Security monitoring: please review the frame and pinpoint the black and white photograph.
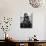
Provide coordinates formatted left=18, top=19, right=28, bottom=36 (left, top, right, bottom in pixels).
left=20, top=13, right=33, bottom=28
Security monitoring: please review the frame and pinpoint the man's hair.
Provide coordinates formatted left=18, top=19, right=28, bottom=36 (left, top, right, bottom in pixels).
left=24, top=13, right=28, bottom=16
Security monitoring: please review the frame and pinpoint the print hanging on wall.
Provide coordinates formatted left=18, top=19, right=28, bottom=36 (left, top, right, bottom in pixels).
left=20, top=13, right=33, bottom=28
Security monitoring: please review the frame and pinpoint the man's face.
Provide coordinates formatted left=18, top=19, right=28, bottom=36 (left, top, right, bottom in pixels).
left=24, top=13, right=29, bottom=22
left=24, top=18, right=28, bottom=21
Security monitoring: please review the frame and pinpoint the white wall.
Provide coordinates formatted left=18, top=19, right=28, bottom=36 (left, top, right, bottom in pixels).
left=0, top=0, right=46, bottom=40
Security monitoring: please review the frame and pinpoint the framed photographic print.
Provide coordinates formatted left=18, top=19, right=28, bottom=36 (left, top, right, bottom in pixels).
left=20, top=13, right=33, bottom=28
